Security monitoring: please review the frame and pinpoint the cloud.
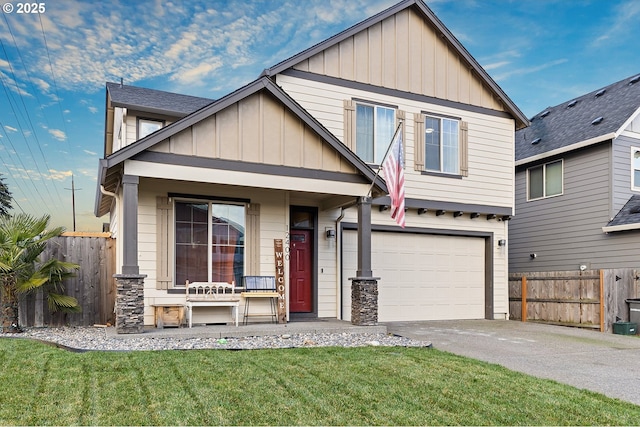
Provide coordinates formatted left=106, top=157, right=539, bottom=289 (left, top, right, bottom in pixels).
left=48, top=129, right=67, bottom=141
left=593, top=0, right=640, bottom=46
left=483, top=61, right=510, bottom=71
left=83, top=149, right=97, bottom=155
left=171, top=62, right=222, bottom=85
left=3, top=125, right=18, bottom=133
left=47, top=169, right=73, bottom=181
left=493, top=59, right=568, bottom=82
left=88, top=106, right=98, bottom=113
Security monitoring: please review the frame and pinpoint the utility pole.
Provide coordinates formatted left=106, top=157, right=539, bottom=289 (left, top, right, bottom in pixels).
left=65, top=174, right=81, bottom=232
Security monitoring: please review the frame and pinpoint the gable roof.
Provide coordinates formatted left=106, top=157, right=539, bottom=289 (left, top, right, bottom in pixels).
left=106, top=81, right=214, bottom=117
left=262, top=0, right=529, bottom=130
left=515, top=73, right=640, bottom=164
left=603, top=195, right=640, bottom=233
left=95, top=76, right=387, bottom=216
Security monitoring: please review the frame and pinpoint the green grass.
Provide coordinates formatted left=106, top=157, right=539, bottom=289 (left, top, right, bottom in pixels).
left=1, top=338, right=639, bottom=425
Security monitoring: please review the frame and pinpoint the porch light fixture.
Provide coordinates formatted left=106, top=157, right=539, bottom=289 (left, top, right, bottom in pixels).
left=436, top=209, right=446, bottom=216
left=498, top=239, right=506, bottom=247
left=417, top=208, right=428, bottom=215
left=325, top=228, right=336, bottom=240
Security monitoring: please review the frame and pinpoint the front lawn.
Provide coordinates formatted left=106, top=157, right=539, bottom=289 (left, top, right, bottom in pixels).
left=0, top=338, right=638, bottom=425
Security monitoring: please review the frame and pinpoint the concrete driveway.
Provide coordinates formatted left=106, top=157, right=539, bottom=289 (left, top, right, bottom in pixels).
left=385, top=320, right=640, bottom=406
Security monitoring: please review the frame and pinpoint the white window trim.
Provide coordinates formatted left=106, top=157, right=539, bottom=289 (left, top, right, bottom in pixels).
left=355, top=101, right=396, bottom=165
left=424, top=114, right=460, bottom=175
left=526, top=159, right=564, bottom=201
left=631, top=146, right=640, bottom=191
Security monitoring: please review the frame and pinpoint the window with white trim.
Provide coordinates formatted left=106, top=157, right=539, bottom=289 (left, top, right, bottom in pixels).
left=527, top=160, right=563, bottom=200
left=424, top=115, right=459, bottom=174
left=138, top=118, right=164, bottom=139
left=175, top=201, right=245, bottom=287
left=632, top=148, right=640, bottom=190
left=355, top=103, right=396, bottom=164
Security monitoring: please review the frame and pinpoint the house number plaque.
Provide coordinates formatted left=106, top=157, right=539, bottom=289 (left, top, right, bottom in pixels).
left=274, top=239, right=287, bottom=323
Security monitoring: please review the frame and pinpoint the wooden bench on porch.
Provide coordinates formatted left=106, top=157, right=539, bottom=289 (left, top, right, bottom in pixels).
left=185, top=280, right=240, bottom=327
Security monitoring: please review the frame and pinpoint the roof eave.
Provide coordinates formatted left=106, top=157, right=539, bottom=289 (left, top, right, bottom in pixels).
left=515, top=132, right=616, bottom=166
left=602, top=223, right=640, bottom=233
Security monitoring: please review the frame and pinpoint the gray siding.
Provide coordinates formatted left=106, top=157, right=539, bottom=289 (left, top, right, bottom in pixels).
left=612, top=133, right=640, bottom=215
left=510, top=143, right=614, bottom=271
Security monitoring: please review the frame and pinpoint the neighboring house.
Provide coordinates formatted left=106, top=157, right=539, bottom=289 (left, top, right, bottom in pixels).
left=95, top=0, right=528, bottom=327
left=510, top=73, right=640, bottom=273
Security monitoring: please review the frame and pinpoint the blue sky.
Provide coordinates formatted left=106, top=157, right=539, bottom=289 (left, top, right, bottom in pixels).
left=0, top=0, right=638, bottom=231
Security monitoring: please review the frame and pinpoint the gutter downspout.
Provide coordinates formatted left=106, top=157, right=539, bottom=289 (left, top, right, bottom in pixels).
left=335, top=207, right=345, bottom=319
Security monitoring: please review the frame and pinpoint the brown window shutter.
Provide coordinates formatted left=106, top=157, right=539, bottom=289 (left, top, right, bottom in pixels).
left=414, top=113, right=425, bottom=171
left=460, top=121, right=469, bottom=177
left=343, top=99, right=356, bottom=151
left=246, top=203, right=260, bottom=276
left=156, top=196, right=173, bottom=290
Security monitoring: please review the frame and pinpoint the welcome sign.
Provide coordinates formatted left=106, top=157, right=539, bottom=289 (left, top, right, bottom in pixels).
left=274, top=239, right=287, bottom=323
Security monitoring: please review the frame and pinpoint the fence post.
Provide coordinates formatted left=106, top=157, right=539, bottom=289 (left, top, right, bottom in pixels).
left=521, top=276, right=527, bottom=322
left=599, top=269, right=605, bottom=332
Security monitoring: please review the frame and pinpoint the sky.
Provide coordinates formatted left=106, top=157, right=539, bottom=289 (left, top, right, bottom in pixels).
left=0, top=0, right=638, bottom=232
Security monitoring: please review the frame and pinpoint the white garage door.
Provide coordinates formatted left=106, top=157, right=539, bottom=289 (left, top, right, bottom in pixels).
left=342, top=230, right=485, bottom=322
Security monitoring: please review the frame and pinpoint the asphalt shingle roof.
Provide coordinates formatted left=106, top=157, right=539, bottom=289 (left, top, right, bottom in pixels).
left=106, top=82, right=214, bottom=117
left=606, top=195, right=640, bottom=228
left=515, top=73, right=640, bottom=162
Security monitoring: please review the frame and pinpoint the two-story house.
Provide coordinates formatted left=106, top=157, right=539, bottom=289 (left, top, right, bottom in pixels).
left=510, top=73, right=640, bottom=273
left=95, top=0, right=528, bottom=328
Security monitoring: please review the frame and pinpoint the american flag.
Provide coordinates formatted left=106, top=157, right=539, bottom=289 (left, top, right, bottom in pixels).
left=381, top=127, right=405, bottom=228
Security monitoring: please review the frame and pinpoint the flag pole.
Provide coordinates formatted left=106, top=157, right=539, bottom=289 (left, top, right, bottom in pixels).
left=366, top=120, right=403, bottom=197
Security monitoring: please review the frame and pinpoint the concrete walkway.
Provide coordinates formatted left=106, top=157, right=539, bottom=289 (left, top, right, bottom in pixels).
left=385, top=319, right=640, bottom=406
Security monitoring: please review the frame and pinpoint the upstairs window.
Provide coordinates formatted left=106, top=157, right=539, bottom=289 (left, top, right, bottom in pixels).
left=356, top=103, right=396, bottom=164
left=425, top=115, right=459, bottom=174
left=138, top=118, right=164, bottom=139
left=527, top=160, right=563, bottom=200
left=633, top=148, right=640, bottom=190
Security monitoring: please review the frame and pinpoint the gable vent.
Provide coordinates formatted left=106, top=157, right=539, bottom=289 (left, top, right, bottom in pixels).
left=630, top=75, right=640, bottom=85
left=592, top=116, right=604, bottom=125
left=595, top=89, right=606, bottom=97
left=531, top=138, right=541, bottom=145
left=540, top=110, right=550, bottom=118
left=567, top=100, right=578, bottom=108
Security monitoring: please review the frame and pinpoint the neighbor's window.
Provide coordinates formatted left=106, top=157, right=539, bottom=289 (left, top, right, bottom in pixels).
left=632, top=148, right=640, bottom=190
left=527, top=160, right=563, bottom=200
left=425, top=115, right=459, bottom=174
left=138, top=118, right=164, bottom=139
left=356, top=103, right=395, bottom=164
left=175, top=201, right=245, bottom=287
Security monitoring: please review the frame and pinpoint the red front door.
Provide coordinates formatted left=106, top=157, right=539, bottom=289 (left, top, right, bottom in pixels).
left=289, top=229, right=313, bottom=313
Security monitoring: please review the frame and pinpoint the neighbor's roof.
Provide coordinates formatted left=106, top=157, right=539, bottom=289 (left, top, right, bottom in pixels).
left=262, top=0, right=529, bottom=130
left=106, top=82, right=214, bottom=117
left=602, top=195, right=640, bottom=233
left=516, top=73, right=640, bottom=164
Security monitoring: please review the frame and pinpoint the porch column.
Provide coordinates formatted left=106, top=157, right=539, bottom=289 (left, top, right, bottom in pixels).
left=121, top=174, right=140, bottom=275
left=349, top=196, right=379, bottom=326
left=115, top=174, right=146, bottom=334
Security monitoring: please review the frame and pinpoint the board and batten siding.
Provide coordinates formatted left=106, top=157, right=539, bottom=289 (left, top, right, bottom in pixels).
left=509, top=143, right=615, bottom=272
left=148, top=91, right=355, bottom=175
left=293, top=7, right=505, bottom=112
left=276, top=74, right=515, bottom=210
left=612, top=133, right=640, bottom=215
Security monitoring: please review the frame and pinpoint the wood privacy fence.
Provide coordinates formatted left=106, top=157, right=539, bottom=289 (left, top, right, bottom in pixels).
left=18, top=232, right=116, bottom=327
left=509, top=269, right=640, bottom=333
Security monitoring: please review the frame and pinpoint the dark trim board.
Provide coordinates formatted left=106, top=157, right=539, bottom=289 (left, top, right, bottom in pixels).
left=340, top=222, right=494, bottom=320
left=282, top=69, right=515, bottom=121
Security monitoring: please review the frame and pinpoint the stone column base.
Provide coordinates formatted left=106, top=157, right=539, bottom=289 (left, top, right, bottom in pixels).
left=350, top=277, right=379, bottom=326
left=114, top=274, right=146, bottom=334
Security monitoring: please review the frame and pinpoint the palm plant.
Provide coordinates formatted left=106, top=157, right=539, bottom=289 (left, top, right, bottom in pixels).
left=0, top=214, right=80, bottom=333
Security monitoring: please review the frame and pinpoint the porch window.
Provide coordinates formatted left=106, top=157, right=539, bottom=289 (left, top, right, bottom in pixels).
left=138, top=118, right=164, bottom=139
left=425, top=115, right=459, bottom=174
left=527, top=160, right=563, bottom=200
left=632, top=148, right=640, bottom=190
left=175, top=201, right=245, bottom=287
left=356, top=103, right=395, bottom=164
